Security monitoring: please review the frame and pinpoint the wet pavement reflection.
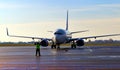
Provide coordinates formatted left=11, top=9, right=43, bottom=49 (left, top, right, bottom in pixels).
left=0, top=46, right=119, bottom=70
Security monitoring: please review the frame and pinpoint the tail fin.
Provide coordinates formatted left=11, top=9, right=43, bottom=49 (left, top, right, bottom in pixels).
left=66, top=10, right=68, bottom=30
left=6, top=28, right=9, bottom=36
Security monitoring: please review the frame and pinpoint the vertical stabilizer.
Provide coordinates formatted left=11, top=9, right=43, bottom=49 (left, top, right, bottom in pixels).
left=66, top=10, right=68, bottom=30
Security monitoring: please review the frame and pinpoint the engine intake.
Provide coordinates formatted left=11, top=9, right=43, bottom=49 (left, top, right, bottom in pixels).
left=40, top=40, right=48, bottom=47
left=76, top=39, right=84, bottom=46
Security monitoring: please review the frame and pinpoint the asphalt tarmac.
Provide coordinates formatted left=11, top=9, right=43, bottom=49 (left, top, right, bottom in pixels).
left=0, top=46, right=119, bottom=70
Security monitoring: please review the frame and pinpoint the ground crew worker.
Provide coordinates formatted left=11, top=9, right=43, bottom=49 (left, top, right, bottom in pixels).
left=35, top=42, right=41, bottom=56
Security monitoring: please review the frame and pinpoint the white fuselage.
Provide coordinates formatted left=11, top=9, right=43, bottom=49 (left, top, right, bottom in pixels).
left=52, top=29, right=72, bottom=45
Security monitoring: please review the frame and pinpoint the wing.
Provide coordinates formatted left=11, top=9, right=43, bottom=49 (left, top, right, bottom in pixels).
left=6, top=28, right=52, bottom=41
left=72, top=34, right=120, bottom=40
left=71, top=30, right=89, bottom=34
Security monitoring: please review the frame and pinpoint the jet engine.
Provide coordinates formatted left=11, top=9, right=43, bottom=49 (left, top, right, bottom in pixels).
left=76, top=39, right=84, bottom=46
left=40, top=40, right=49, bottom=47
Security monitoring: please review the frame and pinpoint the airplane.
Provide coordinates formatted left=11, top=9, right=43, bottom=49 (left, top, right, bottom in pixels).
left=6, top=11, right=120, bottom=49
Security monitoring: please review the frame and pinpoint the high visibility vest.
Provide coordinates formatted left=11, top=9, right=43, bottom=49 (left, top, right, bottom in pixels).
left=36, top=44, right=40, bottom=49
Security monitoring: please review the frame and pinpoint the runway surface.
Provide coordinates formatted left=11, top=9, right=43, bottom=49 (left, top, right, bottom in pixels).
left=0, top=46, right=120, bottom=70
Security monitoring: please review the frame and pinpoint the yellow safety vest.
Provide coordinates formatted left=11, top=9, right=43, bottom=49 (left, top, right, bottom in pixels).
left=36, top=44, right=40, bottom=49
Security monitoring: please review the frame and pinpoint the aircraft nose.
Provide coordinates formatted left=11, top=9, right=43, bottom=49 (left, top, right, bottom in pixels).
left=55, top=35, right=60, bottom=42
left=55, top=35, right=66, bottom=44
left=55, top=35, right=63, bottom=43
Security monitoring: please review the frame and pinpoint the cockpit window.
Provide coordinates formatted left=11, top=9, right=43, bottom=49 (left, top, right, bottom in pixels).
left=54, top=29, right=66, bottom=35
left=54, top=32, right=63, bottom=35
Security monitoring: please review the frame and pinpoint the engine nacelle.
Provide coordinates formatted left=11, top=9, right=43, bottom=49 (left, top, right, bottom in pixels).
left=40, top=40, right=48, bottom=47
left=76, top=39, right=84, bottom=46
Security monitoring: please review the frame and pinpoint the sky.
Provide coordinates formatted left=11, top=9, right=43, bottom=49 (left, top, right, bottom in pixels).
left=0, top=0, right=120, bottom=42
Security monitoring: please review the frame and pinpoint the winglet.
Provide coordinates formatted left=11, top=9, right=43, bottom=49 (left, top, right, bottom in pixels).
left=6, top=28, right=9, bottom=36
left=66, top=10, right=68, bottom=30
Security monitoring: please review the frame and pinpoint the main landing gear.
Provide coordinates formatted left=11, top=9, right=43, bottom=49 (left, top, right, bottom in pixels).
left=51, top=44, right=56, bottom=49
left=51, top=44, right=60, bottom=49
left=71, top=41, right=76, bottom=49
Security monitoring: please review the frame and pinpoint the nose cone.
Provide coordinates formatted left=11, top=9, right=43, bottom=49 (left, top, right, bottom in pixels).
left=53, top=29, right=67, bottom=44
left=55, top=35, right=61, bottom=43
left=55, top=35, right=66, bottom=44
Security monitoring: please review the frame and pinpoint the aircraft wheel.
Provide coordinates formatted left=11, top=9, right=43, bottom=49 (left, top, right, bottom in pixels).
left=54, top=45, right=56, bottom=49
left=74, top=44, right=76, bottom=48
left=71, top=44, right=74, bottom=48
left=57, top=46, right=60, bottom=50
left=51, top=45, right=56, bottom=49
left=51, top=45, right=54, bottom=49
left=71, top=44, right=76, bottom=49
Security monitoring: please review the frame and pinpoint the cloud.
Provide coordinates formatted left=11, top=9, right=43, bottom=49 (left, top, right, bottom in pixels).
left=71, top=4, right=120, bottom=12
left=71, top=18, right=120, bottom=24
left=71, top=7, right=97, bottom=12
left=97, top=4, right=120, bottom=8
left=0, top=3, right=30, bottom=9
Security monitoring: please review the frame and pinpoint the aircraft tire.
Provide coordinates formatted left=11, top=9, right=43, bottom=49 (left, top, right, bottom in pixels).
left=71, top=44, right=76, bottom=49
left=51, top=45, right=56, bottom=49
left=54, top=45, right=56, bottom=49
left=71, top=44, right=74, bottom=48
left=57, top=46, right=60, bottom=50
left=51, top=45, right=54, bottom=49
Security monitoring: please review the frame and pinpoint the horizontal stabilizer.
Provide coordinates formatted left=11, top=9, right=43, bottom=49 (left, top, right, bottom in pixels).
left=47, top=31, right=53, bottom=33
left=71, top=30, right=89, bottom=34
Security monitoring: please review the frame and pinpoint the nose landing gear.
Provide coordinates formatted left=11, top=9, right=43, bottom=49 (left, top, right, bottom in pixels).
left=51, top=42, right=60, bottom=50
